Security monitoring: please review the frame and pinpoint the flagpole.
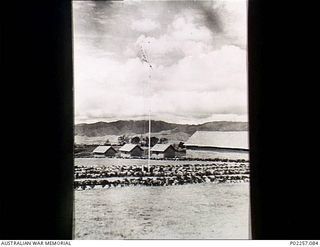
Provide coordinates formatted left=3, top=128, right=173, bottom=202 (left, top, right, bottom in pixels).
left=148, top=94, right=151, bottom=172
left=147, top=57, right=152, bottom=173
left=139, top=40, right=152, bottom=173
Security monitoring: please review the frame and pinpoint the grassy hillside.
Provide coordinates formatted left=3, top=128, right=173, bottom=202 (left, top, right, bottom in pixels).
left=75, top=120, right=248, bottom=137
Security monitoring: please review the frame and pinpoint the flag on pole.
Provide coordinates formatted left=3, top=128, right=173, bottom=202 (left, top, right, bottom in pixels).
left=138, top=43, right=153, bottom=69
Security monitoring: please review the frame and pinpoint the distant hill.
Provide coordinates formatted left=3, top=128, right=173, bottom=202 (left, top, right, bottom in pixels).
left=75, top=120, right=248, bottom=144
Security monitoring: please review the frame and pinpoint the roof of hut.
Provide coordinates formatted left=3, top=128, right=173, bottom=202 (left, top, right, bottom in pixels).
left=185, top=131, right=249, bottom=150
left=92, top=145, right=116, bottom=154
left=119, top=144, right=143, bottom=152
left=151, top=144, right=175, bottom=152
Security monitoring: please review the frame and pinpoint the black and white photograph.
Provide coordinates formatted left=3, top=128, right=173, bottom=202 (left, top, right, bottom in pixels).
left=72, top=0, right=249, bottom=239
left=3, top=0, right=320, bottom=242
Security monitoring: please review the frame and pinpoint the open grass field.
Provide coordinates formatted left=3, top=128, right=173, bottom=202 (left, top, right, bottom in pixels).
left=74, top=183, right=249, bottom=239
left=75, top=157, right=248, bottom=167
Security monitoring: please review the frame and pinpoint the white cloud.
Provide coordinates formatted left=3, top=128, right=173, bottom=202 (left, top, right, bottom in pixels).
left=161, top=45, right=247, bottom=92
left=214, top=0, right=247, bottom=47
left=73, top=1, right=248, bottom=124
left=75, top=44, right=247, bottom=123
left=131, top=18, right=160, bottom=32
left=131, top=13, right=214, bottom=66
left=169, top=14, right=212, bottom=42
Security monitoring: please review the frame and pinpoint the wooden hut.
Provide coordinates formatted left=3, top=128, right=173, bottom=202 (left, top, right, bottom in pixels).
left=92, top=145, right=117, bottom=157
left=150, top=144, right=176, bottom=159
left=119, top=144, right=143, bottom=158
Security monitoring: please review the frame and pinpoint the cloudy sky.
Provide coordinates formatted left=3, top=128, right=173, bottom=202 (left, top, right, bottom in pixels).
left=73, top=0, right=247, bottom=124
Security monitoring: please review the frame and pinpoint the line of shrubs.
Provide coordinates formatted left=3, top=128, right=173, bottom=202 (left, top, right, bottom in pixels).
left=74, top=162, right=250, bottom=190
left=75, top=163, right=249, bottom=180
left=74, top=174, right=250, bottom=190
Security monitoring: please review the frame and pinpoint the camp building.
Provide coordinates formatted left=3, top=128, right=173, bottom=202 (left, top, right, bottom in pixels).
left=92, top=145, right=117, bottom=157
left=119, top=144, right=144, bottom=158
left=150, top=144, right=176, bottom=159
left=184, top=131, right=249, bottom=160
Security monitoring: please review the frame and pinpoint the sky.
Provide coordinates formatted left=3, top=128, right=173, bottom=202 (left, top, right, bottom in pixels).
left=73, top=0, right=248, bottom=124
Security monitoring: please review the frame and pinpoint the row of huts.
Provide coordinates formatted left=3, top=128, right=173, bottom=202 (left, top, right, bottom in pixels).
left=92, top=143, right=176, bottom=159
left=92, top=131, right=249, bottom=160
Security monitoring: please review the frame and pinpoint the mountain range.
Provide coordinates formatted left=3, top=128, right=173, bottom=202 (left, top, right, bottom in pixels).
left=75, top=120, right=248, bottom=141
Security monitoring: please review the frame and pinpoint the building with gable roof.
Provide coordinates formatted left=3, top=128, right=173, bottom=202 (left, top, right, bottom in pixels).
left=150, top=144, right=176, bottom=159
left=184, top=131, right=249, bottom=160
left=92, top=145, right=117, bottom=157
left=119, top=144, right=144, bottom=158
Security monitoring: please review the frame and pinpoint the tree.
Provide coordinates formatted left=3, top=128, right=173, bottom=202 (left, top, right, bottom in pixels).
left=142, top=136, right=158, bottom=147
left=118, top=135, right=130, bottom=145
left=159, top=137, right=168, bottom=144
left=178, top=142, right=185, bottom=149
left=150, top=136, right=159, bottom=147
left=131, top=136, right=140, bottom=144
left=118, top=135, right=126, bottom=145
left=123, top=135, right=130, bottom=143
